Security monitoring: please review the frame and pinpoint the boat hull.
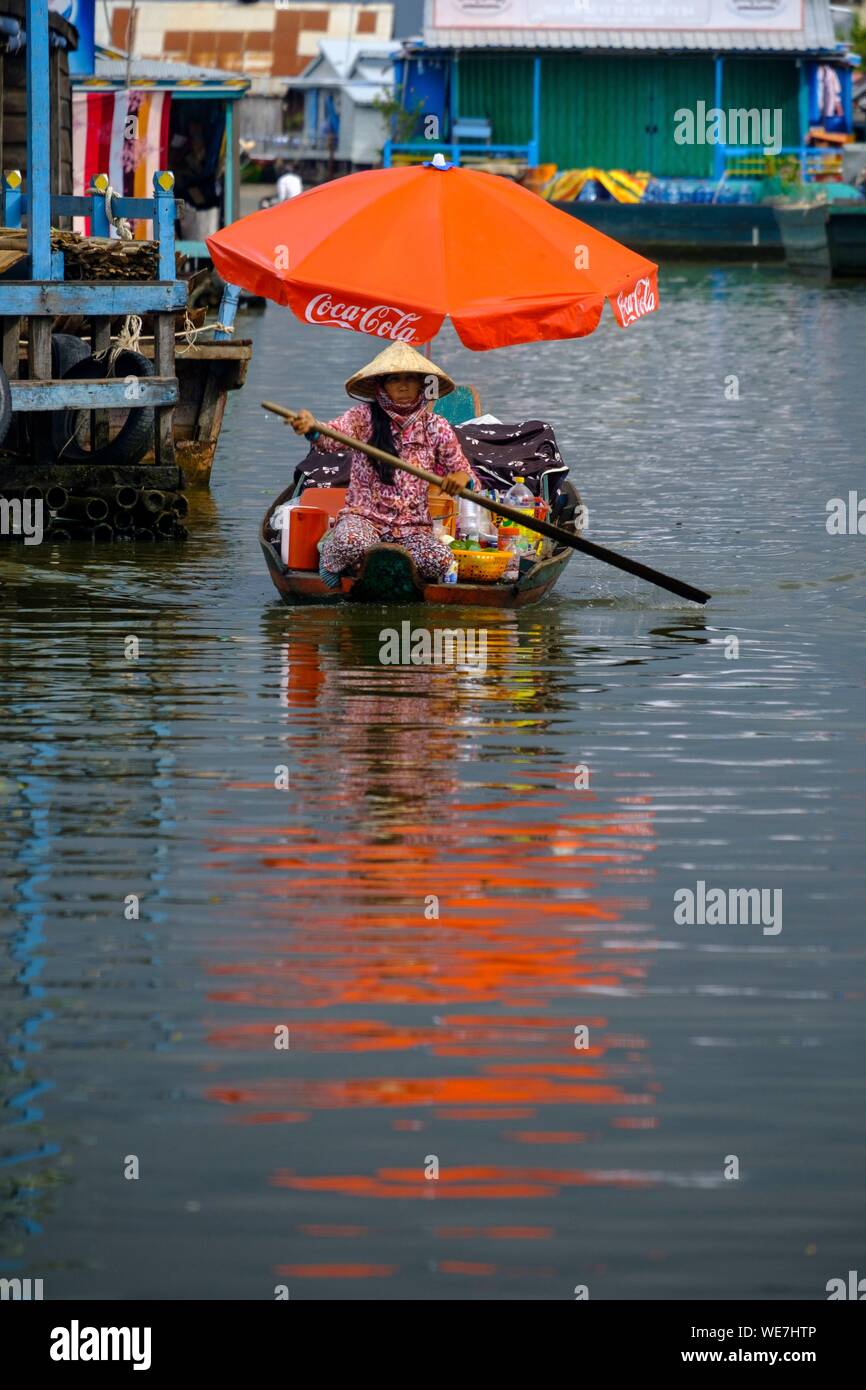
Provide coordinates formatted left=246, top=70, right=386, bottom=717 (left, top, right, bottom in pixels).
left=260, top=487, right=576, bottom=608
left=553, top=200, right=783, bottom=261
left=826, top=205, right=866, bottom=277
left=262, top=540, right=573, bottom=608
left=771, top=203, right=831, bottom=273
left=772, top=203, right=866, bottom=278
left=138, top=339, right=252, bottom=487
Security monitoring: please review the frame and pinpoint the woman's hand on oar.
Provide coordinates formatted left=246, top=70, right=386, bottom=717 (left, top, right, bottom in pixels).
left=440, top=470, right=472, bottom=497
left=287, top=408, right=315, bottom=435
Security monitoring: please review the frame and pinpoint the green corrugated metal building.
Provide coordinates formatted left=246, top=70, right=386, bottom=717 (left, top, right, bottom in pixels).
left=391, top=0, right=849, bottom=179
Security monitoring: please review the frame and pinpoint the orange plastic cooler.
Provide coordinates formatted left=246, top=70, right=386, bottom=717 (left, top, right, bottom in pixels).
left=282, top=506, right=329, bottom=570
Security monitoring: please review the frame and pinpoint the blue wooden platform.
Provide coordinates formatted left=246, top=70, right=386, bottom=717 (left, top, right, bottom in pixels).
left=9, top=379, right=178, bottom=410
left=0, top=0, right=240, bottom=486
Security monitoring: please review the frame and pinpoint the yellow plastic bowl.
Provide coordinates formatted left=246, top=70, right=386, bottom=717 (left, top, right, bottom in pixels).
left=454, top=548, right=510, bottom=584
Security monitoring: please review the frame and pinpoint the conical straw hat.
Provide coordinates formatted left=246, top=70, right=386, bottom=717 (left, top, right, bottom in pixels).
left=345, top=342, right=455, bottom=401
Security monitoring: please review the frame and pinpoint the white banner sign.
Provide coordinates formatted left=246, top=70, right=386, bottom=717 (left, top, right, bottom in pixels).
left=431, top=0, right=804, bottom=31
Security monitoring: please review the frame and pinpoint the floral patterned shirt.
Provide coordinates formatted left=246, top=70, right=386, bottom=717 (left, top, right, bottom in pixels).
left=312, top=403, right=478, bottom=530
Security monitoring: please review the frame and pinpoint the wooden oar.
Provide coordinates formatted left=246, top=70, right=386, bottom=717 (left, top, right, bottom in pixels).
left=261, top=401, right=711, bottom=605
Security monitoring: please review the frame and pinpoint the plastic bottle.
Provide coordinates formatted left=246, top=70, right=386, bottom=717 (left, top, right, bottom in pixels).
left=444, top=556, right=459, bottom=584
left=479, top=490, right=500, bottom=547
left=457, top=495, right=496, bottom=542
left=503, top=476, right=536, bottom=544
left=457, top=496, right=479, bottom=537
left=504, top=475, right=535, bottom=511
left=500, top=527, right=520, bottom=581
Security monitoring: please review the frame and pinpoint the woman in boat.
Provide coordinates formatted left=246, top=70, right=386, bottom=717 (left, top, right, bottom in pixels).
left=290, top=343, right=478, bottom=588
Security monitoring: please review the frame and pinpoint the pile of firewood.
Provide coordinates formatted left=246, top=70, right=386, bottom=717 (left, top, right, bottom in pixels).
left=0, top=227, right=185, bottom=280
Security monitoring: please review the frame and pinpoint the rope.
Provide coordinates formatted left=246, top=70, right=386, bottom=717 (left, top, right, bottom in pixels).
left=93, top=313, right=143, bottom=370
left=114, top=314, right=143, bottom=356
left=176, top=310, right=234, bottom=354
left=82, top=314, right=231, bottom=368
left=102, top=183, right=133, bottom=241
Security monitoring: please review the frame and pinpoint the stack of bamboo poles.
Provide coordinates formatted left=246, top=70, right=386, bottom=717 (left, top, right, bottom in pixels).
left=0, top=227, right=185, bottom=280
left=0, top=482, right=189, bottom=541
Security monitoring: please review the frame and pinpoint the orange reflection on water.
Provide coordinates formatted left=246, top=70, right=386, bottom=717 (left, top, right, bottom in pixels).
left=205, top=796, right=657, bottom=1156
left=209, top=1073, right=639, bottom=1112
left=202, top=617, right=662, bottom=1281
left=271, top=1165, right=657, bottom=1200
left=273, top=1173, right=560, bottom=1200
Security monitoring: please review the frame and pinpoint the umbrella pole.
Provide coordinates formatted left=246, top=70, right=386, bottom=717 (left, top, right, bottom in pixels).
left=262, top=401, right=711, bottom=606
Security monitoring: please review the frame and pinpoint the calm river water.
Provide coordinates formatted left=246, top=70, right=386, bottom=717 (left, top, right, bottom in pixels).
left=2, top=265, right=864, bottom=1301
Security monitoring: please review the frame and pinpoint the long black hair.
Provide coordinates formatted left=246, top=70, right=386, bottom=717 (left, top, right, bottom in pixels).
left=368, top=399, right=397, bottom=486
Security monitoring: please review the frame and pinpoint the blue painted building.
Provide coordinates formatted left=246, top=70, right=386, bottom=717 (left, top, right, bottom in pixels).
left=387, top=0, right=856, bottom=180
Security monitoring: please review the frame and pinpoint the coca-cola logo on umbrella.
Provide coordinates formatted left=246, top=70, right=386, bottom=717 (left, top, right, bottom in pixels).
left=304, top=293, right=423, bottom=343
left=615, top=277, right=656, bottom=326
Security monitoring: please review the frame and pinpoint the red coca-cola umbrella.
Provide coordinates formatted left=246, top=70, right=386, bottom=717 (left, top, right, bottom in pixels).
left=208, top=156, right=658, bottom=350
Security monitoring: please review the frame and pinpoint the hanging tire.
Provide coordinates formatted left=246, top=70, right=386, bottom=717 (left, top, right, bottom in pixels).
left=54, top=349, right=155, bottom=466
left=49, top=333, right=92, bottom=458
left=52, top=333, right=91, bottom=377
left=0, top=364, right=11, bottom=447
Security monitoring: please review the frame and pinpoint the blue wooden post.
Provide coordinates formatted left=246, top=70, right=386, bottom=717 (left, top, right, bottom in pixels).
left=224, top=100, right=236, bottom=225
left=713, top=56, right=725, bottom=182
left=152, top=168, right=180, bottom=467
left=90, top=174, right=111, bottom=237
left=529, top=55, right=542, bottom=167
left=4, top=170, right=23, bottom=229
left=154, top=171, right=177, bottom=280
left=213, top=283, right=241, bottom=341
left=26, top=0, right=52, bottom=279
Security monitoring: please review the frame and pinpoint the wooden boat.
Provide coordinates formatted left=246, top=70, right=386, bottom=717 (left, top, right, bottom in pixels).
left=553, top=199, right=783, bottom=261
left=826, top=204, right=866, bottom=277
left=772, top=201, right=866, bottom=277
left=138, top=336, right=252, bottom=488
left=771, top=202, right=831, bottom=273
left=260, top=481, right=581, bottom=608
